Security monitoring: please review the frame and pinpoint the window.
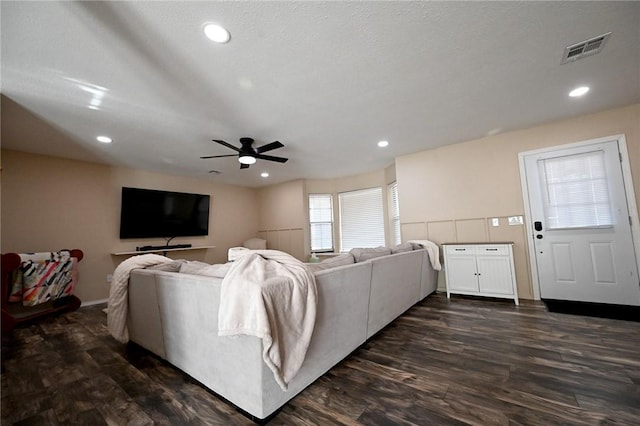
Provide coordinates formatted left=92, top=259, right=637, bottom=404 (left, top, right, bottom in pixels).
left=389, top=182, right=401, bottom=245
left=309, top=194, right=334, bottom=252
left=538, top=150, right=613, bottom=229
left=339, top=187, right=385, bottom=251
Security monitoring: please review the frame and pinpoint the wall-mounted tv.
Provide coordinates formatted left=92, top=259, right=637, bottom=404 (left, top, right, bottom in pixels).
left=119, top=187, right=210, bottom=239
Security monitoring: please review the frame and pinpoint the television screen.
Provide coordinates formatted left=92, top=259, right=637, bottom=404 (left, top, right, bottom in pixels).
left=119, top=187, right=210, bottom=239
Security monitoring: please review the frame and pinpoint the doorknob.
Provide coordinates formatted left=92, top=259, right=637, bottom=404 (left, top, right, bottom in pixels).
left=536, top=234, right=543, bottom=239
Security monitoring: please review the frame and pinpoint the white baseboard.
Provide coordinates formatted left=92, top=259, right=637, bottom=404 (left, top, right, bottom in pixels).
left=81, top=298, right=108, bottom=307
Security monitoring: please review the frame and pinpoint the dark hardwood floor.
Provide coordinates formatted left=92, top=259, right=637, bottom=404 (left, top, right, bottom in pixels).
left=2, top=292, right=639, bottom=425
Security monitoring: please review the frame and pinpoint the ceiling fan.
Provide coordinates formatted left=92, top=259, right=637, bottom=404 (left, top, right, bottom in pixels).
left=201, top=137, right=288, bottom=169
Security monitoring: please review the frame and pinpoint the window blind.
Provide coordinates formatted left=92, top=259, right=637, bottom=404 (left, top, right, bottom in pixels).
left=309, top=194, right=334, bottom=251
left=539, top=150, right=613, bottom=229
left=339, top=187, right=385, bottom=251
left=389, top=182, right=401, bottom=245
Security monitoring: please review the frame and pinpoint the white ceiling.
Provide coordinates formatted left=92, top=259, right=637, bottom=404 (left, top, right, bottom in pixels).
left=2, top=1, right=639, bottom=187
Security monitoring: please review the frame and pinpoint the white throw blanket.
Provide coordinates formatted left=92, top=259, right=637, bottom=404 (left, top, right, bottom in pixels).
left=408, top=240, right=442, bottom=271
left=218, top=250, right=317, bottom=391
left=108, top=254, right=173, bottom=343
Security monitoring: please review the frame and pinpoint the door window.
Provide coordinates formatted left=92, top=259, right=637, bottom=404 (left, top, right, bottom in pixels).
left=538, top=150, right=613, bottom=229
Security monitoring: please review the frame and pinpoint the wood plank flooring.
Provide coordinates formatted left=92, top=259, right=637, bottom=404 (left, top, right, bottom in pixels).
left=2, top=293, right=639, bottom=425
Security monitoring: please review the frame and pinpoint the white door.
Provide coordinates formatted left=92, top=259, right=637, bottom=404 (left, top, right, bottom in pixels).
left=522, top=139, right=640, bottom=305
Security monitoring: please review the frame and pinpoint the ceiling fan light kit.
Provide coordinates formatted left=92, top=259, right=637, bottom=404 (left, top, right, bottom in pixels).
left=239, top=155, right=256, bottom=165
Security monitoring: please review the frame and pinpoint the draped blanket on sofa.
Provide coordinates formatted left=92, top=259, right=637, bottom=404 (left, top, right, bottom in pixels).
left=218, top=250, right=317, bottom=391
left=108, top=254, right=173, bottom=343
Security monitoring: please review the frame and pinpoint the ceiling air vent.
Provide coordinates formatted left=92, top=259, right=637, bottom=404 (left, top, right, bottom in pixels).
left=561, top=32, right=611, bottom=64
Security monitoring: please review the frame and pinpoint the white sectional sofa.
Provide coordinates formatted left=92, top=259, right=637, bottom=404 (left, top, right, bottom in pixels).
left=126, top=245, right=438, bottom=421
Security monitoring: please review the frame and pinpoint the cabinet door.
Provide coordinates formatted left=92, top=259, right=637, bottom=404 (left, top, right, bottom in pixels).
left=477, top=256, right=514, bottom=295
left=446, top=256, right=479, bottom=292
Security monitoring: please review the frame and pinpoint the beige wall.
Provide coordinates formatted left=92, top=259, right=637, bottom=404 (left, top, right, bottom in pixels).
left=1, top=150, right=259, bottom=303
left=305, top=167, right=396, bottom=253
left=256, top=179, right=306, bottom=260
left=396, top=103, right=640, bottom=299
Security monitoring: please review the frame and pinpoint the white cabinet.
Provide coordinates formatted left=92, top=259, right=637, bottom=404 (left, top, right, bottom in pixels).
left=443, top=243, right=518, bottom=305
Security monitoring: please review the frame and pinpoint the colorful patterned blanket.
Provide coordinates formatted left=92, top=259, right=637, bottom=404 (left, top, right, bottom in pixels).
left=9, top=251, right=78, bottom=306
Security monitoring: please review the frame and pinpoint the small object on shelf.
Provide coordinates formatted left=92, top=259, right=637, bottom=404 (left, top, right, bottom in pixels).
left=111, top=245, right=215, bottom=256
left=136, top=243, right=192, bottom=251
left=1, top=249, right=83, bottom=333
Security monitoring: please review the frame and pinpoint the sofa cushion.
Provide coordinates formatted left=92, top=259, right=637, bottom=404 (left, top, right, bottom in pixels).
left=178, top=260, right=212, bottom=275
left=146, top=259, right=186, bottom=272
left=189, top=263, right=231, bottom=278
left=391, top=242, right=414, bottom=254
left=243, top=238, right=267, bottom=250
left=178, top=260, right=232, bottom=278
left=349, top=247, right=392, bottom=262
left=306, top=253, right=355, bottom=273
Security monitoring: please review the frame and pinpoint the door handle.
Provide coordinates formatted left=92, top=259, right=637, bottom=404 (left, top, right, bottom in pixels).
left=534, top=221, right=543, bottom=231
left=536, top=234, right=543, bottom=239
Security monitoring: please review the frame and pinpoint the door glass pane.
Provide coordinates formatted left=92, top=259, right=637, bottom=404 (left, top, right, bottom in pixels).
left=538, top=150, right=613, bottom=229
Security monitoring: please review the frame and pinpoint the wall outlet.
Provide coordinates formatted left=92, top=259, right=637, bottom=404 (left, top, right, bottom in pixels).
left=106, top=274, right=113, bottom=283
left=491, top=218, right=500, bottom=227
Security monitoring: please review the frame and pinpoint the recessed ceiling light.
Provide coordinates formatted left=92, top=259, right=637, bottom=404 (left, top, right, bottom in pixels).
left=261, top=172, right=269, bottom=178
left=204, top=24, right=230, bottom=43
left=96, top=136, right=112, bottom=143
left=377, top=140, right=389, bottom=148
left=569, top=86, right=589, bottom=97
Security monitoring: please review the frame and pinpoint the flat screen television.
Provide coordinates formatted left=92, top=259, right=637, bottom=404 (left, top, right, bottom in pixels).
left=119, top=187, right=210, bottom=239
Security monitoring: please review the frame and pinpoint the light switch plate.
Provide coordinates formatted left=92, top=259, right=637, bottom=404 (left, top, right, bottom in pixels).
left=508, top=216, right=523, bottom=225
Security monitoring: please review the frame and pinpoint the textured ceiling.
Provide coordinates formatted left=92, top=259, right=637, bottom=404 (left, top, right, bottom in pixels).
left=2, top=1, right=639, bottom=187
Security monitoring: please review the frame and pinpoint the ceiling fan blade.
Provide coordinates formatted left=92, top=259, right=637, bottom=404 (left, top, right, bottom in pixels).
left=213, top=139, right=241, bottom=152
left=240, top=163, right=250, bottom=169
left=255, top=153, right=288, bottom=163
left=200, top=154, right=238, bottom=159
left=256, top=141, right=284, bottom=153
